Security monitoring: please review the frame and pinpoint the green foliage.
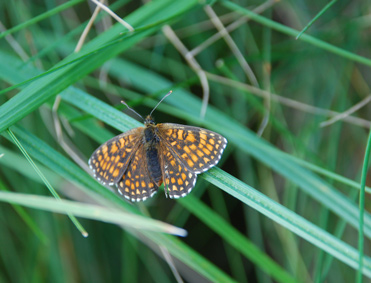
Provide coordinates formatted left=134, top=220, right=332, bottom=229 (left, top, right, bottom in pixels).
left=0, top=0, right=370, bottom=282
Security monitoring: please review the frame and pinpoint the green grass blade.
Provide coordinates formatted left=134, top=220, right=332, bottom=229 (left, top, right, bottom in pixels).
left=222, top=1, right=371, bottom=67
left=296, top=0, right=337, bottom=39
left=6, top=128, right=88, bottom=237
left=0, top=191, right=187, bottom=236
left=1, top=2, right=370, bottom=279
left=0, top=0, right=85, bottom=40
left=104, top=59, right=371, bottom=237
left=2, top=125, right=235, bottom=282
left=60, top=85, right=371, bottom=277
left=0, top=179, right=48, bottom=244
left=179, top=195, right=296, bottom=283
left=0, top=0, right=200, bottom=133
left=203, top=167, right=371, bottom=277
left=1, top=50, right=370, bottom=276
left=358, top=125, right=371, bottom=281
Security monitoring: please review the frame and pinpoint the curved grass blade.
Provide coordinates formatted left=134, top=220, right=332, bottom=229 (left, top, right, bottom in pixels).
left=1, top=126, right=235, bottom=282
left=6, top=128, right=88, bottom=237
left=0, top=191, right=187, bottom=237
left=104, top=59, right=371, bottom=237
left=203, top=167, right=371, bottom=278
left=0, top=0, right=85, bottom=40
left=0, top=0, right=200, bottom=133
left=296, top=0, right=337, bottom=39
left=1, top=50, right=371, bottom=276
left=222, top=1, right=371, bottom=67
left=357, top=125, right=371, bottom=281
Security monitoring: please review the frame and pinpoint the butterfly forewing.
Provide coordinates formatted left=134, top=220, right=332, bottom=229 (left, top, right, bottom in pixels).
left=88, top=127, right=143, bottom=185
left=157, top=124, right=227, bottom=174
left=160, top=143, right=197, bottom=198
left=117, top=144, right=159, bottom=202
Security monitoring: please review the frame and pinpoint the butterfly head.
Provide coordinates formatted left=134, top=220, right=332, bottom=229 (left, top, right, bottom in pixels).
left=121, top=91, right=172, bottom=127
left=144, top=115, right=156, bottom=126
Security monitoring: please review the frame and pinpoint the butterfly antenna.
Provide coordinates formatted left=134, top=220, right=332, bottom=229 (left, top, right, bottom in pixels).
left=150, top=90, right=172, bottom=116
left=121, top=100, right=144, bottom=120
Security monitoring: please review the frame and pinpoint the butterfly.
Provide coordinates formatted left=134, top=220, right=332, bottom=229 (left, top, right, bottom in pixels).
left=89, top=92, right=227, bottom=202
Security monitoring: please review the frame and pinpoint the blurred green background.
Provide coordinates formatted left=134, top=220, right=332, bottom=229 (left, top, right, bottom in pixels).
left=1, top=0, right=371, bottom=282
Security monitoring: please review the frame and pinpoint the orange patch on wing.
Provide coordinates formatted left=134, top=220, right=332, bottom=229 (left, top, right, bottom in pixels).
left=187, top=159, right=195, bottom=168
left=206, top=144, right=213, bottom=151
left=102, top=145, right=108, bottom=154
left=119, top=138, right=126, bottom=147
left=189, top=144, right=197, bottom=151
left=190, top=154, right=198, bottom=162
left=186, top=134, right=195, bottom=143
left=196, top=150, right=204, bottom=157
left=202, top=147, right=211, bottom=155
left=110, top=143, right=118, bottom=153
left=113, top=169, right=120, bottom=177
left=177, top=130, right=184, bottom=140
left=200, top=133, right=207, bottom=140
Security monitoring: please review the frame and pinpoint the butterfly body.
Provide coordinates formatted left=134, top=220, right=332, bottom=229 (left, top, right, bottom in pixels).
left=142, top=116, right=163, bottom=187
left=89, top=115, right=227, bottom=202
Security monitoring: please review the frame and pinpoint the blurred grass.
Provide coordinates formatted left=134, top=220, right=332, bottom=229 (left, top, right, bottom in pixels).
left=1, top=0, right=371, bottom=282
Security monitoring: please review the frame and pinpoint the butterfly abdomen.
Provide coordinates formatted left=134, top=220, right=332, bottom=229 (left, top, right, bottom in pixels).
left=144, top=126, right=162, bottom=185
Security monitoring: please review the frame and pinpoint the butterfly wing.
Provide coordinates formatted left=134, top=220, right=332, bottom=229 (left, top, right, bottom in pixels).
left=159, top=142, right=197, bottom=199
left=88, top=127, right=143, bottom=185
left=90, top=122, right=227, bottom=201
left=157, top=123, right=227, bottom=174
left=117, top=143, right=160, bottom=202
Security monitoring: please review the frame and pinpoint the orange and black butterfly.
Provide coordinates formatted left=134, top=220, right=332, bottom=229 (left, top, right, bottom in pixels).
left=89, top=92, right=227, bottom=202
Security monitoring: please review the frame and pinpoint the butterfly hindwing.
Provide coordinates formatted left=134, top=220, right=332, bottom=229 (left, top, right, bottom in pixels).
left=160, top=143, right=197, bottom=198
left=117, top=143, right=159, bottom=202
